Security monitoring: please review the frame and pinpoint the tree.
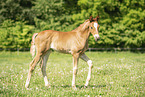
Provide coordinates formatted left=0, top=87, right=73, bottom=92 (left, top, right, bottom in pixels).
left=0, top=0, right=145, bottom=49
left=0, top=0, right=35, bottom=24
left=0, top=19, right=34, bottom=49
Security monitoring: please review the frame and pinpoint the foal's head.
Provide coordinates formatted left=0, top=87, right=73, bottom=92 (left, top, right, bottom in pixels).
left=88, top=16, right=100, bottom=41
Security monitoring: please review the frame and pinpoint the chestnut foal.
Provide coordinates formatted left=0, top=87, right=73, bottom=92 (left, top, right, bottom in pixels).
left=25, top=16, right=100, bottom=89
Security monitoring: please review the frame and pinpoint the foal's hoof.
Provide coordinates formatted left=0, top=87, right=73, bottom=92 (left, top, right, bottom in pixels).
left=25, top=84, right=29, bottom=89
left=84, top=85, right=88, bottom=88
left=26, top=88, right=32, bottom=90
left=47, top=85, right=51, bottom=89
left=45, top=84, right=51, bottom=89
left=72, top=86, right=77, bottom=90
left=81, top=85, right=88, bottom=89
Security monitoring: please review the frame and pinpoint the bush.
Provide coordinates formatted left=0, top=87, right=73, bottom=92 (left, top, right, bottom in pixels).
left=0, top=19, right=34, bottom=50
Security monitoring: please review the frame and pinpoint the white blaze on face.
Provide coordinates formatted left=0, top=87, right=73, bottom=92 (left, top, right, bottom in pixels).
left=94, top=23, right=98, bottom=31
left=93, top=23, right=100, bottom=40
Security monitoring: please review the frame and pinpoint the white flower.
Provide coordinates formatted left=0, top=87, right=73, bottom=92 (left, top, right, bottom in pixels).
left=36, top=87, right=38, bottom=90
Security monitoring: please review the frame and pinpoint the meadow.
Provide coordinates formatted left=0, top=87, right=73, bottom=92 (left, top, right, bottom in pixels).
left=0, top=51, right=145, bottom=97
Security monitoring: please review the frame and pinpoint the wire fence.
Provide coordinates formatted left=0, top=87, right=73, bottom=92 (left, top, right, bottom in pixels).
left=88, top=48, right=145, bottom=53
left=0, top=48, right=145, bottom=52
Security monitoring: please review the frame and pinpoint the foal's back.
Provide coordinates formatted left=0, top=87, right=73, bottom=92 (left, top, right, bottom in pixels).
left=35, top=30, right=82, bottom=53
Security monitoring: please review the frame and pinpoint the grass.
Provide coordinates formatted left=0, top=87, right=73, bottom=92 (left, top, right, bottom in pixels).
left=0, top=51, right=145, bottom=97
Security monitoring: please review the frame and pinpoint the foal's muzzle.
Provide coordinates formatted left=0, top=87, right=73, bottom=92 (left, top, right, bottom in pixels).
left=94, top=34, right=100, bottom=41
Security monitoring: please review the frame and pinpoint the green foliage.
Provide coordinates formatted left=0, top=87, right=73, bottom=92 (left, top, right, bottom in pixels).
left=0, top=19, right=34, bottom=49
left=0, top=0, right=35, bottom=24
left=0, top=0, right=145, bottom=49
left=32, top=0, right=74, bottom=32
left=122, top=10, right=145, bottom=31
left=71, top=0, right=145, bottom=48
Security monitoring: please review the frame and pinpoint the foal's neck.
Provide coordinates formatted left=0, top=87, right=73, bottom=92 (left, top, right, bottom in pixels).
left=78, top=21, right=90, bottom=40
left=72, top=20, right=90, bottom=32
left=71, top=20, right=90, bottom=49
left=73, top=20, right=90, bottom=38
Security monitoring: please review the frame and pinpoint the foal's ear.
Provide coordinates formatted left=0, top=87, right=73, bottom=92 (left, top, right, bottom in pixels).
left=95, top=15, right=99, bottom=21
left=89, top=16, right=93, bottom=22
left=94, top=12, right=99, bottom=21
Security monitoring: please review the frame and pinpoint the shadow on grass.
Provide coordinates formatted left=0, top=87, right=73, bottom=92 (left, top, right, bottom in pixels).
left=50, top=84, right=106, bottom=89
left=78, top=84, right=106, bottom=89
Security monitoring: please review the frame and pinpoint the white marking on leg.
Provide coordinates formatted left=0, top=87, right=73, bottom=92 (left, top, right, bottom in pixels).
left=41, top=51, right=51, bottom=87
left=25, top=78, right=30, bottom=88
left=85, top=60, right=93, bottom=86
left=80, top=54, right=93, bottom=87
left=87, top=60, right=92, bottom=66
left=72, top=54, right=79, bottom=90
left=72, top=67, right=77, bottom=89
left=44, top=76, right=49, bottom=86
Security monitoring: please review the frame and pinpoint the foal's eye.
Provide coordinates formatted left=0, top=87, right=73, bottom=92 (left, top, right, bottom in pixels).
left=91, top=27, right=93, bottom=29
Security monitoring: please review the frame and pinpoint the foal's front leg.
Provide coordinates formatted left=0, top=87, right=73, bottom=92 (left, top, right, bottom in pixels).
left=80, top=53, right=93, bottom=87
left=72, top=53, right=79, bottom=89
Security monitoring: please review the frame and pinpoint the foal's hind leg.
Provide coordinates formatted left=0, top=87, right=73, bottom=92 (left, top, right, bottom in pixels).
left=40, top=51, right=51, bottom=87
left=25, top=53, right=42, bottom=88
left=80, top=53, right=93, bottom=87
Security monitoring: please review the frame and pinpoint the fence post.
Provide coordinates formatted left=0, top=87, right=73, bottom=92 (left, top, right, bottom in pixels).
left=17, top=48, right=19, bottom=55
left=114, top=48, right=117, bottom=53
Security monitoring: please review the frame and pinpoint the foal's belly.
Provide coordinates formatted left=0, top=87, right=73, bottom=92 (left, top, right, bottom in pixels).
left=50, top=42, right=72, bottom=54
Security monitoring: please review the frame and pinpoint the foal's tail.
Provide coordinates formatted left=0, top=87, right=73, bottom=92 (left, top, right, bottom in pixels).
left=30, top=33, right=38, bottom=58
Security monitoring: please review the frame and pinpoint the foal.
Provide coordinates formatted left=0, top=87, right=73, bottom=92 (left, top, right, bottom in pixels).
left=25, top=16, right=100, bottom=89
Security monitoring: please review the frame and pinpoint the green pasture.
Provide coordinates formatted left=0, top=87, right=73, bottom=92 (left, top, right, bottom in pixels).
left=0, top=51, right=145, bottom=97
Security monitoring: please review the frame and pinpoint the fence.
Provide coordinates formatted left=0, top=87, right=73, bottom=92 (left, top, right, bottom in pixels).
left=0, top=48, right=145, bottom=52
left=88, top=48, right=145, bottom=52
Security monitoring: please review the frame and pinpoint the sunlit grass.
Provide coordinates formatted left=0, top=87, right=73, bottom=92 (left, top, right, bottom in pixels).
left=0, top=51, right=145, bottom=96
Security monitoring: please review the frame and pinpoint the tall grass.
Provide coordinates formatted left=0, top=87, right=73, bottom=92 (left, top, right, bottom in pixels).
left=0, top=51, right=145, bottom=96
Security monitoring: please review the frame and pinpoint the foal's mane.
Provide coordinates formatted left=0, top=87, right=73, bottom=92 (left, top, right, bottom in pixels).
left=72, top=19, right=90, bottom=32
